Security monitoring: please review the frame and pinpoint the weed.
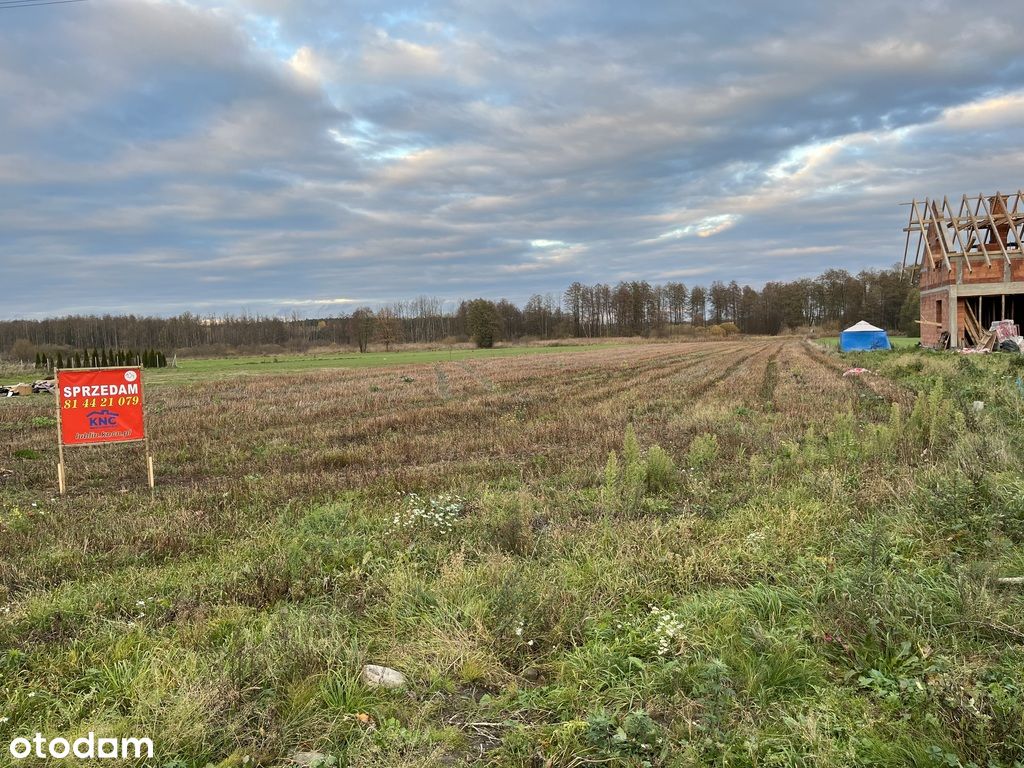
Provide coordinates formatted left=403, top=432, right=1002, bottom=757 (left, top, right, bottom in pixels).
left=601, top=425, right=677, bottom=513
left=686, top=432, right=719, bottom=468
left=391, top=493, right=465, bottom=533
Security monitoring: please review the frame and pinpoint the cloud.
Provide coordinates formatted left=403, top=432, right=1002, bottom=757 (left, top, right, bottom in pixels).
left=650, top=215, right=742, bottom=242
left=288, top=45, right=327, bottom=82
left=1, top=0, right=1023, bottom=317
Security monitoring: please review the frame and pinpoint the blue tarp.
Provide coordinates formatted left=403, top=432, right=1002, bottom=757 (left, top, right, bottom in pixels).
left=839, top=321, right=891, bottom=351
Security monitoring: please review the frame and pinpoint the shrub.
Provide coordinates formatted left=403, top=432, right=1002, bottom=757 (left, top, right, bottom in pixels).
left=905, top=380, right=963, bottom=456
left=687, top=433, right=719, bottom=469
left=602, top=425, right=677, bottom=512
left=466, top=299, right=501, bottom=348
left=645, top=446, right=677, bottom=493
left=9, top=338, right=34, bottom=363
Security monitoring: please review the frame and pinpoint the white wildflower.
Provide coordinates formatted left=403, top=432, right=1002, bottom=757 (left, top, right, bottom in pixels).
left=649, top=605, right=685, bottom=656
left=391, top=493, right=465, bottom=533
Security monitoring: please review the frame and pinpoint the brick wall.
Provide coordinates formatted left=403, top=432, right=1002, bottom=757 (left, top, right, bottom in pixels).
left=919, top=263, right=953, bottom=290
left=961, top=261, right=1004, bottom=285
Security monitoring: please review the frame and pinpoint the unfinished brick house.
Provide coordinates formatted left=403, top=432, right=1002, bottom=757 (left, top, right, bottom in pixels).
left=904, top=192, right=1024, bottom=349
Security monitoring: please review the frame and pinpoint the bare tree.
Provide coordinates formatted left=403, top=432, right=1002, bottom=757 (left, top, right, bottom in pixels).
left=349, top=307, right=376, bottom=353
left=375, top=308, right=402, bottom=352
left=9, top=338, right=34, bottom=363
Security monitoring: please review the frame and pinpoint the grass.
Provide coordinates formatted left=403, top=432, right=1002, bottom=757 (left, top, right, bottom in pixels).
left=816, top=336, right=921, bottom=350
left=1, top=339, right=1022, bottom=767
left=144, top=343, right=634, bottom=385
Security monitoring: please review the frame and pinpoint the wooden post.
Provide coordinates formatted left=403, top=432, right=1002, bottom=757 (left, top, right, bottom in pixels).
left=143, top=370, right=155, bottom=497
left=54, top=368, right=66, bottom=495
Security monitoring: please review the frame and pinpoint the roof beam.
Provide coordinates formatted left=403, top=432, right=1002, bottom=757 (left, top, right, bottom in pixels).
left=979, top=192, right=1011, bottom=265
left=961, top=194, right=992, bottom=267
left=911, top=199, right=939, bottom=270
left=943, top=196, right=972, bottom=272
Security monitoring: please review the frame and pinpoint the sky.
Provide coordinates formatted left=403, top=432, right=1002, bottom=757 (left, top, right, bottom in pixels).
left=1, top=0, right=1023, bottom=319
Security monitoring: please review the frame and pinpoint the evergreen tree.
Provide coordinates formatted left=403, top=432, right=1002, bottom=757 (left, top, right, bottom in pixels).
left=56, top=353, right=64, bottom=369
left=34, top=352, right=41, bottom=369
left=73, top=352, right=82, bottom=368
left=92, top=348, right=100, bottom=367
left=41, top=353, right=48, bottom=371
left=465, top=299, right=502, bottom=348
left=101, top=348, right=108, bottom=367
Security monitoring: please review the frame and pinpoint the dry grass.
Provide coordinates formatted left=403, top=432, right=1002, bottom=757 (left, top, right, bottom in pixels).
left=0, top=340, right=1022, bottom=767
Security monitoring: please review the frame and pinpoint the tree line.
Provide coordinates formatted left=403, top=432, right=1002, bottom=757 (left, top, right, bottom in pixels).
left=2, top=266, right=918, bottom=357
left=25, top=347, right=170, bottom=371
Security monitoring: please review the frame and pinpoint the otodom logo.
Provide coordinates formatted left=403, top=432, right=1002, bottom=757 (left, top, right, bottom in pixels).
left=86, top=409, right=120, bottom=429
left=8, top=732, right=153, bottom=760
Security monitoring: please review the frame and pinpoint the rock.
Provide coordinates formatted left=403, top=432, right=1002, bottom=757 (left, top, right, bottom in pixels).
left=361, top=664, right=408, bottom=689
left=522, top=666, right=542, bottom=682
left=290, top=751, right=327, bottom=767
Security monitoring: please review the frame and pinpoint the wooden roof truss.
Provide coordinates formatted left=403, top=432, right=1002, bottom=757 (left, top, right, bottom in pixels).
left=902, top=191, right=1024, bottom=274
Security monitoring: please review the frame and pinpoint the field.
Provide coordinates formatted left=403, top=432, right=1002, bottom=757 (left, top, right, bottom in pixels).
left=816, top=336, right=921, bottom=350
left=152, top=343, right=633, bottom=385
left=1, top=339, right=1023, bottom=767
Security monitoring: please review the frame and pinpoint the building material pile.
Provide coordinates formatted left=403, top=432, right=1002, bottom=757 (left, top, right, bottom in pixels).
left=1, top=379, right=54, bottom=397
left=1, top=383, right=33, bottom=397
left=991, top=320, right=1023, bottom=352
left=958, top=309, right=1023, bottom=353
left=962, top=303, right=994, bottom=350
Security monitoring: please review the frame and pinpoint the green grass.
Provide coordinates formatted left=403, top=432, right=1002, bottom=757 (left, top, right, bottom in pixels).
left=147, top=343, right=631, bottom=385
left=817, top=336, right=920, bottom=350
left=1, top=339, right=1022, bottom=767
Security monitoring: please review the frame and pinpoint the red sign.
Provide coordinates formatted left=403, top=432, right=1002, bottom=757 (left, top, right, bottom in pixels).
left=57, top=368, right=146, bottom=446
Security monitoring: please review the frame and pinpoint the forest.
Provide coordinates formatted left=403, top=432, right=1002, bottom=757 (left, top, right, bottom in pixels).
left=1, top=266, right=918, bottom=357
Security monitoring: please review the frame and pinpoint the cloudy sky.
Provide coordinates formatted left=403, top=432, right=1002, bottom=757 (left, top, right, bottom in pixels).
left=1, top=0, right=1023, bottom=318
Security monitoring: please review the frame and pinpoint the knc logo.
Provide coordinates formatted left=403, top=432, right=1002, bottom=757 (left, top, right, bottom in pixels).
left=9, top=732, right=153, bottom=760
left=86, top=409, right=120, bottom=429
